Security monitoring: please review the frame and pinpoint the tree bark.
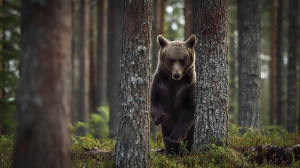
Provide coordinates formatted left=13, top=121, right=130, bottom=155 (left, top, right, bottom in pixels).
left=97, top=0, right=107, bottom=109
left=269, top=0, right=278, bottom=126
left=114, top=0, right=151, bottom=167
left=13, top=1, right=72, bottom=167
left=276, top=0, right=285, bottom=127
left=193, top=0, right=228, bottom=149
left=107, top=0, right=123, bottom=138
left=287, top=0, right=297, bottom=133
left=237, top=0, right=262, bottom=130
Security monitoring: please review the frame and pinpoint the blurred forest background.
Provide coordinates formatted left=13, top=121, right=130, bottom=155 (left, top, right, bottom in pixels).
left=0, top=0, right=299, bottom=138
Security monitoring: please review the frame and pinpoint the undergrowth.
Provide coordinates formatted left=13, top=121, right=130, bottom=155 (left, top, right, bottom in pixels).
left=1, top=124, right=300, bottom=168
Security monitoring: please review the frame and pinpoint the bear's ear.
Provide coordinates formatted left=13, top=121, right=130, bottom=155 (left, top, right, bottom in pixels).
left=157, top=35, right=169, bottom=48
left=185, top=35, right=196, bottom=48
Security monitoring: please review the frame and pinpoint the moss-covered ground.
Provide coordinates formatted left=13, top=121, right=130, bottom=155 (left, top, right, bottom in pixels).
left=1, top=124, right=300, bottom=168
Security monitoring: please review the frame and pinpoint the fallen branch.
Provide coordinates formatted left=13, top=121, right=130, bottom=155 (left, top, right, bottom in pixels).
left=81, top=147, right=114, bottom=159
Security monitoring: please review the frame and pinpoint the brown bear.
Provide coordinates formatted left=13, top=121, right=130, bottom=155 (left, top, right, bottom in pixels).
left=151, top=35, right=196, bottom=155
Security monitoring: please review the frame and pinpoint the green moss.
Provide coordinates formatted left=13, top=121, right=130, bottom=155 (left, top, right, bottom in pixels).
left=0, top=134, right=14, bottom=168
left=0, top=125, right=299, bottom=168
left=151, top=146, right=249, bottom=168
left=71, top=134, right=115, bottom=168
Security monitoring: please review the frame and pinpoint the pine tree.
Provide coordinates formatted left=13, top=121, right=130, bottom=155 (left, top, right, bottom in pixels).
left=193, top=0, right=229, bottom=149
left=237, top=0, right=262, bottom=130
left=114, top=0, right=152, bottom=167
left=13, top=0, right=72, bottom=167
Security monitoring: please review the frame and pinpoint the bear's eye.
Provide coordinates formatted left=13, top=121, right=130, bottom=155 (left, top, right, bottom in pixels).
left=179, top=59, right=185, bottom=65
left=169, top=59, right=175, bottom=63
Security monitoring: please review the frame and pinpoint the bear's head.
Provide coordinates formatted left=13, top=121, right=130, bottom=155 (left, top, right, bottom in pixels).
left=157, top=35, right=196, bottom=81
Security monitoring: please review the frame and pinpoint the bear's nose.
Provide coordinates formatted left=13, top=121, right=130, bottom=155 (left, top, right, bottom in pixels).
left=173, top=73, right=181, bottom=80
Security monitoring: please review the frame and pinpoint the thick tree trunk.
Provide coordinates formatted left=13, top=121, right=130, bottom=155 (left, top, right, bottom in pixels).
left=287, top=0, right=297, bottom=133
left=193, top=0, right=228, bottom=149
left=237, top=0, right=262, bottom=130
left=107, top=0, right=123, bottom=138
left=270, top=0, right=278, bottom=126
left=13, top=1, right=72, bottom=167
left=276, top=0, right=285, bottom=127
left=114, top=0, right=151, bottom=167
left=97, top=0, right=107, bottom=109
left=78, top=0, right=90, bottom=136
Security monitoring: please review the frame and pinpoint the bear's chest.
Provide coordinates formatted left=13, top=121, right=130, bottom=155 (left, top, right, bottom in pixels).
left=164, top=80, right=189, bottom=107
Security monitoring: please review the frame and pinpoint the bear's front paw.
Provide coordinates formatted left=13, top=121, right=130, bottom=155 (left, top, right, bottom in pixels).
left=154, top=113, right=169, bottom=126
left=164, top=137, right=181, bottom=144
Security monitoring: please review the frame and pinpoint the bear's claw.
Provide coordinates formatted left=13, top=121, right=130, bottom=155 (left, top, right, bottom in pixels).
left=154, top=113, right=169, bottom=126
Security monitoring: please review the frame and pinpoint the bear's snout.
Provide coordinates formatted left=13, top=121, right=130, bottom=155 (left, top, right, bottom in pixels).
left=172, top=73, right=181, bottom=80
left=172, top=63, right=183, bottom=80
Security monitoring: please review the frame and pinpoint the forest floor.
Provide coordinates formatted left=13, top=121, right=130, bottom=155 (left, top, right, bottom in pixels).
left=1, top=125, right=300, bottom=168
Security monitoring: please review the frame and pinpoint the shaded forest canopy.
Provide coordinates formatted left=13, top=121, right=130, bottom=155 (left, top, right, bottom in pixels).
left=0, top=0, right=299, bottom=167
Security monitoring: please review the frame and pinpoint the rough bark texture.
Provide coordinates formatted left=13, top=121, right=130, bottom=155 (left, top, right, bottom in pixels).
left=107, top=0, right=123, bottom=138
left=237, top=0, right=262, bottom=130
left=13, top=1, right=72, bottom=168
left=114, top=0, right=151, bottom=167
left=184, top=0, right=197, bottom=40
left=287, top=0, right=297, bottom=133
left=77, top=0, right=90, bottom=136
left=97, top=0, right=107, bottom=108
left=276, top=0, right=285, bottom=127
left=270, top=0, right=277, bottom=126
left=193, top=0, right=228, bottom=149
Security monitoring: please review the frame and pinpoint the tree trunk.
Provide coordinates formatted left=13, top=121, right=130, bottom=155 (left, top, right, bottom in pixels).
left=193, top=0, right=228, bottom=149
left=97, top=0, right=107, bottom=109
left=237, top=0, right=262, bottom=130
left=151, top=0, right=161, bottom=73
left=13, top=1, right=72, bottom=167
left=228, top=0, right=237, bottom=122
left=269, top=0, right=277, bottom=126
left=184, top=0, right=197, bottom=40
left=287, top=0, right=297, bottom=133
left=89, top=2, right=97, bottom=114
left=0, top=0, right=2, bottom=101
left=0, top=0, right=2, bottom=136
left=159, top=0, right=166, bottom=37
left=276, top=0, right=285, bottom=127
left=107, top=0, right=123, bottom=138
left=77, top=0, right=90, bottom=136
left=114, top=0, right=151, bottom=167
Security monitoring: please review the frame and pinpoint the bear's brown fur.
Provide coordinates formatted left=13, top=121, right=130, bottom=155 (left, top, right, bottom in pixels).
left=151, top=35, right=196, bottom=154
